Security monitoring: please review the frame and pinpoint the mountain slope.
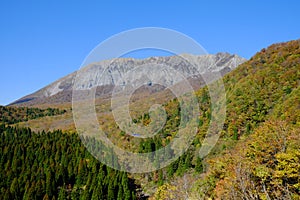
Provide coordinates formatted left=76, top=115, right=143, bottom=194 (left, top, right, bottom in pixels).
left=0, top=106, right=66, bottom=125
left=10, top=53, right=246, bottom=107
left=154, top=39, right=300, bottom=199
left=2, top=39, right=299, bottom=199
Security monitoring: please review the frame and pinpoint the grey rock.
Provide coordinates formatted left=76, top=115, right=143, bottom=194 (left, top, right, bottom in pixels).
left=11, top=53, right=246, bottom=106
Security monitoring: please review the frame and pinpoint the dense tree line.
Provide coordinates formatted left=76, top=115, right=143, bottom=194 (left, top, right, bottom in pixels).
left=0, top=106, right=66, bottom=125
left=0, top=125, right=137, bottom=199
left=137, top=135, right=203, bottom=186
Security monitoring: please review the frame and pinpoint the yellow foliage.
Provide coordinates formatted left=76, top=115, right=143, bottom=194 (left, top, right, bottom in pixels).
left=153, top=183, right=177, bottom=200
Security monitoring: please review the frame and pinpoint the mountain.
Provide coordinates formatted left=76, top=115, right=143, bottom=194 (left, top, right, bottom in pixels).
left=10, top=52, right=246, bottom=107
left=1, top=39, right=299, bottom=199
left=152, top=39, right=300, bottom=199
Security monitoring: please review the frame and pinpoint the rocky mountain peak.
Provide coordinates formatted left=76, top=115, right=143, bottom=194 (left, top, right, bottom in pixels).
left=11, top=53, right=246, bottom=106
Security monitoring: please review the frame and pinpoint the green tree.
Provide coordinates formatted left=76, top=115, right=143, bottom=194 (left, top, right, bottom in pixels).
left=57, top=187, right=67, bottom=200
left=10, top=177, right=19, bottom=199
left=195, top=157, right=203, bottom=173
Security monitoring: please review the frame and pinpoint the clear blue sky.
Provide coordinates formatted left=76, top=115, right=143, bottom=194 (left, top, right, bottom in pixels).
left=1, top=0, right=299, bottom=105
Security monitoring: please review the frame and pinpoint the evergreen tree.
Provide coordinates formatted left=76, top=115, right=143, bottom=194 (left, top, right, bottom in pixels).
left=57, top=186, right=66, bottom=200
left=195, top=157, right=203, bottom=173
left=107, top=181, right=115, bottom=200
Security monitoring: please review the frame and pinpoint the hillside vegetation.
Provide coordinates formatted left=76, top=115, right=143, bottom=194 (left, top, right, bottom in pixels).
left=0, top=106, right=66, bottom=125
left=0, top=39, right=299, bottom=199
left=0, top=125, right=138, bottom=200
left=151, top=39, right=300, bottom=199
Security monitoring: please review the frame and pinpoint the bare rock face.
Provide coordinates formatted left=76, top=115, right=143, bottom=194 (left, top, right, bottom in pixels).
left=11, top=53, right=246, bottom=106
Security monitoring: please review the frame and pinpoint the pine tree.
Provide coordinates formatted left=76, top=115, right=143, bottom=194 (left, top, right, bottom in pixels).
left=91, top=185, right=104, bottom=200
left=42, top=194, right=50, bottom=200
left=57, top=186, right=67, bottom=200
left=10, top=177, right=19, bottom=199
left=117, top=186, right=124, bottom=200
left=122, top=173, right=131, bottom=200
left=71, top=187, right=80, bottom=200
left=195, top=157, right=203, bottom=173
left=107, top=181, right=115, bottom=200
left=184, top=152, right=192, bottom=169
left=45, top=169, right=54, bottom=197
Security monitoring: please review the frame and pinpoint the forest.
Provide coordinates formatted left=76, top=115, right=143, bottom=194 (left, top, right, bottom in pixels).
left=0, top=106, right=66, bottom=125
left=0, top=39, right=299, bottom=199
left=0, top=125, right=137, bottom=200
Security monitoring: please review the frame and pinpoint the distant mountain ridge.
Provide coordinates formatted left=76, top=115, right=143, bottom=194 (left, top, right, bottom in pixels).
left=11, top=52, right=246, bottom=106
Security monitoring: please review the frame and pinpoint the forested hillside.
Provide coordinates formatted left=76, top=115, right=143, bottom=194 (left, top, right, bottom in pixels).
left=0, top=39, right=299, bottom=199
left=150, top=40, right=300, bottom=199
left=0, top=126, right=137, bottom=200
left=0, top=106, right=66, bottom=125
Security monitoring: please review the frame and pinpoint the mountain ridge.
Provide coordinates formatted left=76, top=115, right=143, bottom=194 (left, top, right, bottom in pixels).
left=10, top=52, right=246, bottom=107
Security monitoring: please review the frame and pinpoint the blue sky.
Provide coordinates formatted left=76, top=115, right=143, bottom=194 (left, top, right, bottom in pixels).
left=0, top=0, right=299, bottom=105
